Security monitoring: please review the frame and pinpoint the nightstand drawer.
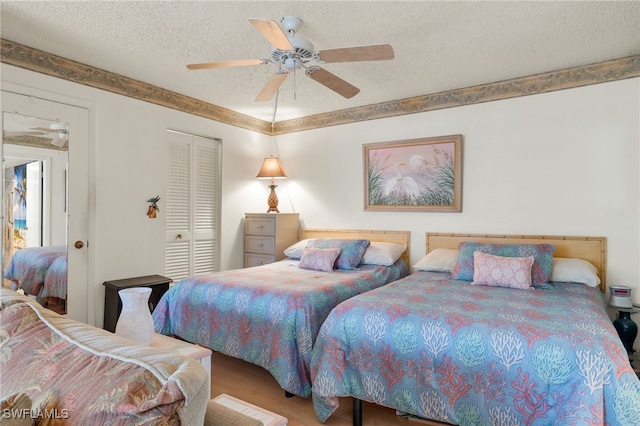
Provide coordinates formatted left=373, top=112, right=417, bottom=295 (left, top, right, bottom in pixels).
left=243, top=212, right=299, bottom=268
left=246, top=218, right=276, bottom=236
left=245, top=235, right=275, bottom=254
left=245, top=253, right=275, bottom=268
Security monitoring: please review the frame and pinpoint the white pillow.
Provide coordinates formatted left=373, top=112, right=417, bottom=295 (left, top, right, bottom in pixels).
left=361, top=242, right=407, bottom=266
left=413, top=248, right=458, bottom=272
left=550, top=257, right=601, bottom=287
left=283, top=239, right=316, bottom=259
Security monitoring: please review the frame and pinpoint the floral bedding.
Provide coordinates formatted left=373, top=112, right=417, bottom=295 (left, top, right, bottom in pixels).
left=4, top=245, right=66, bottom=296
left=311, top=271, right=640, bottom=425
left=0, top=291, right=208, bottom=425
left=153, top=259, right=409, bottom=397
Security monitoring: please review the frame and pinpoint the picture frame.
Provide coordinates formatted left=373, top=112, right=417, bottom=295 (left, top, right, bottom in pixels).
left=363, top=134, right=462, bottom=212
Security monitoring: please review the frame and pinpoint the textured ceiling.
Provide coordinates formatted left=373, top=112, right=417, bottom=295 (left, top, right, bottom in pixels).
left=1, top=1, right=639, bottom=122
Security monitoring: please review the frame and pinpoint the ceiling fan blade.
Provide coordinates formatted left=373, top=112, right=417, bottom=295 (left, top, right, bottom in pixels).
left=255, top=72, right=289, bottom=102
left=306, top=67, right=360, bottom=99
left=3, top=130, right=46, bottom=137
left=187, top=59, right=268, bottom=70
left=317, top=44, right=394, bottom=63
left=249, top=18, right=294, bottom=51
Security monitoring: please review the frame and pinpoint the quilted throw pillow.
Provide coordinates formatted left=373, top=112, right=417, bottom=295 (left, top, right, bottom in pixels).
left=471, top=251, right=535, bottom=290
left=451, top=242, right=555, bottom=287
left=298, top=247, right=341, bottom=272
left=308, top=239, right=370, bottom=270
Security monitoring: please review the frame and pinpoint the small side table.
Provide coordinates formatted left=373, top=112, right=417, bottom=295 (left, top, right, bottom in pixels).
left=103, top=275, right=172, bottom=332
left=150, top=333, right=212, bottom=397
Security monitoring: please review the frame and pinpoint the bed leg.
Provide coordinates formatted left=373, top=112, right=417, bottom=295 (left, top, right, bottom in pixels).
left=353, top=398, right=362, bottom=426
left=284, top=391, right=294, bottom=398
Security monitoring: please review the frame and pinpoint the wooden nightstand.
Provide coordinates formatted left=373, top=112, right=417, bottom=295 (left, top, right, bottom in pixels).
left=244, top=213, right=299, bottom=267
left=103, top=275, right=172, bottom=332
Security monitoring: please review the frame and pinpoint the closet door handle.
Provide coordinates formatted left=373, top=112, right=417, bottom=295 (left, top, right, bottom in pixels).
left=74, top=241, right=84, bottom=249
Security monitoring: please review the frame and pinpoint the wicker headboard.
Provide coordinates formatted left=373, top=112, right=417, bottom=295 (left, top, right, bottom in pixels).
left=299, top=228, right=410, bottom=266
left=426, top=233, right=607, bottom=292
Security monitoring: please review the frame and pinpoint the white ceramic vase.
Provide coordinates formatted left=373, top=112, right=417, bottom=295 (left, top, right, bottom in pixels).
left=115, top=287, right=154, bottom=345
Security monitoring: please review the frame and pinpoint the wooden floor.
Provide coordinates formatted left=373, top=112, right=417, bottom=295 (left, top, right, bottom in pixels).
left=210, top=352, right=445, bottom=426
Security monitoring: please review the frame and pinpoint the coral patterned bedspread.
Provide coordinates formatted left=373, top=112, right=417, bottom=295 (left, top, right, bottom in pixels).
left=4, top=245, right=66, bottom=296
left=153, top=259, right=409, bottom=398
left=311, top=271, right=640, bottom=425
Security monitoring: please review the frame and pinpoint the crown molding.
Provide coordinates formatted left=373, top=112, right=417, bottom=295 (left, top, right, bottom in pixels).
left=2, top=39, right=639, bottom=136
left=274, top=55, right=640, bottom=135
left=0, top=39, right=272, bottom=134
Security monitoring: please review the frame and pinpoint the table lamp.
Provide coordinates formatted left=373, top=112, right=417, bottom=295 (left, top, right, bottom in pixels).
left=256, top=156, right=287, bottom=213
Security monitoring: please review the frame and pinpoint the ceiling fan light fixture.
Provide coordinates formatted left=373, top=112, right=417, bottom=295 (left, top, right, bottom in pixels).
left=49, top=122, right=68, bottom=133
left=50, top=133, right=67, bottom=148
left=284, top=57, right=302, bottom=71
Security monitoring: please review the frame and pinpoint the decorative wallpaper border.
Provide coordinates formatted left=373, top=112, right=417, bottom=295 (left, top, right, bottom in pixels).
left=0, top=39, right=271, bottom=134
left=276, top=55, right=640, bottom=135
left=2, top=39, right=639, bottom=136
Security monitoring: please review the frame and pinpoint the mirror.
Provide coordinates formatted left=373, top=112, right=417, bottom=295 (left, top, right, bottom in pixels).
left=2, top=111, right=69, bottom=314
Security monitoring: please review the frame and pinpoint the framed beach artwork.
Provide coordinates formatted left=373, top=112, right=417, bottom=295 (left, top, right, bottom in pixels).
left=363, top=134, right=462, bottom=212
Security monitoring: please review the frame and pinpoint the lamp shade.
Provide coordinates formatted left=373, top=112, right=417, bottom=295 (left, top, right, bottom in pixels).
left=256, top=156, right=287, bottom=179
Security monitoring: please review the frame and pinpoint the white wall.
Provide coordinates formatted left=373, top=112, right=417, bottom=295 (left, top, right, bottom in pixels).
left=2, top=65, right=639, bottom=345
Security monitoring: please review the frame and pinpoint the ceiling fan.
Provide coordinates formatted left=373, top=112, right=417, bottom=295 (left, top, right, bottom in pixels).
left=3, top=122, right=69, bottom=147
left=186, top=16, right=394, bottom=101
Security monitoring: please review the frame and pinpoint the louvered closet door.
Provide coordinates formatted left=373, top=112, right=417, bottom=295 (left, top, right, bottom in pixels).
left=165, top=130, right=220, bottom=281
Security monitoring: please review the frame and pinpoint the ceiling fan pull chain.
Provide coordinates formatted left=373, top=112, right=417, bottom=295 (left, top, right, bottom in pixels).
left=293, top=68, right=297, bottom=100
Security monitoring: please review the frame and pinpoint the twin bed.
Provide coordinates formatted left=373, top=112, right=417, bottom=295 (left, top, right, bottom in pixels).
left=311, top=233, right=640, bottom=425
left=153, top=229, right=640, bottom=425
left=152, top=228, right=411, bottom=398
left=4, top=245, right=67, bottom=306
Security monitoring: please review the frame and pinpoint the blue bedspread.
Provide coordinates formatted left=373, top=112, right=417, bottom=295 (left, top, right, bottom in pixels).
left=153, top=259, right=408, bottom=397
left=4, top=246, right=66, bottom=296
left=39, top=254, right=67, bottom=302
left=311, top=271, right=640, bottom=425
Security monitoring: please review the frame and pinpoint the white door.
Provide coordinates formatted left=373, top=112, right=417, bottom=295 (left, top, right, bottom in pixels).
left=1, top=90, right=89, bottom=323
left=165, top=130, right=220, bottom=281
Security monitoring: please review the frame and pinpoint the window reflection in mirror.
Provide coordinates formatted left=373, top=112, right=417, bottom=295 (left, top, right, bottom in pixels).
left=2, top=112, right=68, bottom=314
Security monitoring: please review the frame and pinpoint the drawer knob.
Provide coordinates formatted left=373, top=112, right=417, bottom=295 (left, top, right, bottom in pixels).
left=257, top=225, right=264, bottom=228
left=257, top=243, right=264, bottom=247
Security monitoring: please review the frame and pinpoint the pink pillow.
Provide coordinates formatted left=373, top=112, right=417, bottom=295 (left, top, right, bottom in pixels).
left=298, top=247, right=341, bottom=272
left=471, top=251, right=534, bottom=290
